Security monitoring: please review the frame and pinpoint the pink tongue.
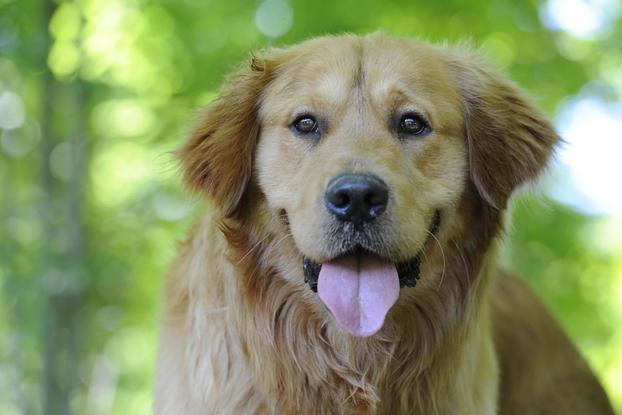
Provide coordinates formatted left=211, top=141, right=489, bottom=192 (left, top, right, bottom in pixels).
left=317, top=254, right=399, bottom=337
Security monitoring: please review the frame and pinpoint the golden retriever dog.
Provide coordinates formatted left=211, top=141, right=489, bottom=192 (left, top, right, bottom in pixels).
left=154, top=34, right=614, bottom=414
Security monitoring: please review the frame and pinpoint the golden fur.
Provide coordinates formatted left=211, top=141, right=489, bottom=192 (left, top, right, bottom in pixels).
left=154, top=34, right=614, bottom=414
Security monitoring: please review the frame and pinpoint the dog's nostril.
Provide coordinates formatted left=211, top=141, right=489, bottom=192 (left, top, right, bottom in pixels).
left=325, top=174, right=389, bottom=224
left=331, top=191, right=350, bottom=208
left=365, top=192, right=384, bottom=207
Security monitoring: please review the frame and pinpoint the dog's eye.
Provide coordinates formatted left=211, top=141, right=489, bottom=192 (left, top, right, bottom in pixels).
left=398, top=113, right=430, bottom=136
left=292, top=115, right=318, bottom=135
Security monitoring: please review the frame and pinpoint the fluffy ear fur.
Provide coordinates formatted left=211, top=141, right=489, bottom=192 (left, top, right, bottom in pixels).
left=178, top=57, right=272, bottom=217
left=450, top=52, right=560, bottom=209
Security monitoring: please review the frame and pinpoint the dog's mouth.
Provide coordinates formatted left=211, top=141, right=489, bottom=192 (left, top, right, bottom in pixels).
left=302, top=210, right=441, bottom=337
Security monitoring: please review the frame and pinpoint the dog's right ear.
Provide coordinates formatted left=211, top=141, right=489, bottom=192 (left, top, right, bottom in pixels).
left=178, top=57, right=272, bottom=218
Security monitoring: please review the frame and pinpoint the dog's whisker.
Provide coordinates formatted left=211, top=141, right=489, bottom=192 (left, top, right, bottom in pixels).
left=236, top=232, right=274, bottom=265
left=451, top=239, right=470, bottom=289
left=420, top=242, right=430, bottom=270
left=425, top=229, right=446, bottom=292
left=269, top=232, right=294, bottom=253
left=242, top=232, right=294, bottom=293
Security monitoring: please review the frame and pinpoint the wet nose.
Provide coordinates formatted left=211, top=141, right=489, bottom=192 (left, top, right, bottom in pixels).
left=324, top=174, right=389, bottom=225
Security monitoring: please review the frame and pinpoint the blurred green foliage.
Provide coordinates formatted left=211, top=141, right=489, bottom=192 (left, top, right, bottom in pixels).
left=0, top=0, right=620, bottom=413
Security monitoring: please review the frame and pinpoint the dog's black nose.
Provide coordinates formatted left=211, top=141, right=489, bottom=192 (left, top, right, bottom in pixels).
left=325, top=174, right=389, bottom=225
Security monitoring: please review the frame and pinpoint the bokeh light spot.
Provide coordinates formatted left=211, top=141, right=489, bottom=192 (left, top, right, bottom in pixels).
left=2, top=129, right=31, bottom=158
left=92, top=100, right=157, bottom=139
left=91, top=142, right=156, bottom=207
left=152, top=192, right=192, bottom=221
left=48, top=41, right=81, bottom=77
left=541, top=0, right=621, bottom=39
left=0, top=91, right=25, bottom=130
left=6, top=217, right=42, bottom=246
left=599, top=52, right=622, bottom=95
left=481, top=33, right=516, bottom=68
left=255, top=0, right=293, bottom=39
left=49, top=2, right=82, bottom=41
left=550, top=97, right=622, bottom=216
left=555, top=35, right=594, bottom=61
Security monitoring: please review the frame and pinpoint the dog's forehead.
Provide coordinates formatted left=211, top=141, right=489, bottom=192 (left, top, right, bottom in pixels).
left=263, top=37, right=362, bottom=103
left=261, top=36, right=462, bottom=128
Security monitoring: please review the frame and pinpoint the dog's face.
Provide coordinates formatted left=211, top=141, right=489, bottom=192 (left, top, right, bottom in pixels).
left=179, top=34, right=558, bottom=337
left=256, top=37, right=466, bottom=264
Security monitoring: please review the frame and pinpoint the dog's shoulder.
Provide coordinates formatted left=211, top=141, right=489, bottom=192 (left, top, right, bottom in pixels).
left=490, top=270, right=614, bottom=414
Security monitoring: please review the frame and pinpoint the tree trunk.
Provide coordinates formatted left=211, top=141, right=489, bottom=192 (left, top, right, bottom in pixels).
left=39, top=0, right=89, bottom=413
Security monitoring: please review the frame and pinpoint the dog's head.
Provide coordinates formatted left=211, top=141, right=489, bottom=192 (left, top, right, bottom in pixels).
left=179, top=34, right=558, bottom=337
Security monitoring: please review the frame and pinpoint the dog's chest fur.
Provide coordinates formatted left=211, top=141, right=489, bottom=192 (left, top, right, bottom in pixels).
left=172, top=215, right=498, bottom=415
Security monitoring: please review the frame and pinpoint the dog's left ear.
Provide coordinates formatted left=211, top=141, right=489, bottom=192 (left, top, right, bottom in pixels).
left=450, top=52, right=560, bottom=209
left=178, top=56, right=272, bottom=218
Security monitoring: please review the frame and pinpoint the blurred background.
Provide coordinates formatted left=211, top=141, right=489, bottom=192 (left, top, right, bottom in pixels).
left=0, top=0, right=621, bottom=413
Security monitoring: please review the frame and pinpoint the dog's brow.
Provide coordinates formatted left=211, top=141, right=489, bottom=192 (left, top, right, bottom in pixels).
left=380, top=87, right=434, bottom=126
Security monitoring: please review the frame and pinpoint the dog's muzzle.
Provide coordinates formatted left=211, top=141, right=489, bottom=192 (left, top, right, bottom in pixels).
left=303, top=209, right=442, bottom=292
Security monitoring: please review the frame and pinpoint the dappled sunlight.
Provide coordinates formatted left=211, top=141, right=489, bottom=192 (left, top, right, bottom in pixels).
left=47, top=2, right=82, bottom=77
left=48, top=41, right=81, bottom=77
left=550, top=97, right=622, bottom=216
left=541, top=0, right=620, bottom=39
left=92, top=99, right=159, bottom=139
left=90, top=142, right=159, bottom=207
left=81, top=0, right=189, bottom=98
